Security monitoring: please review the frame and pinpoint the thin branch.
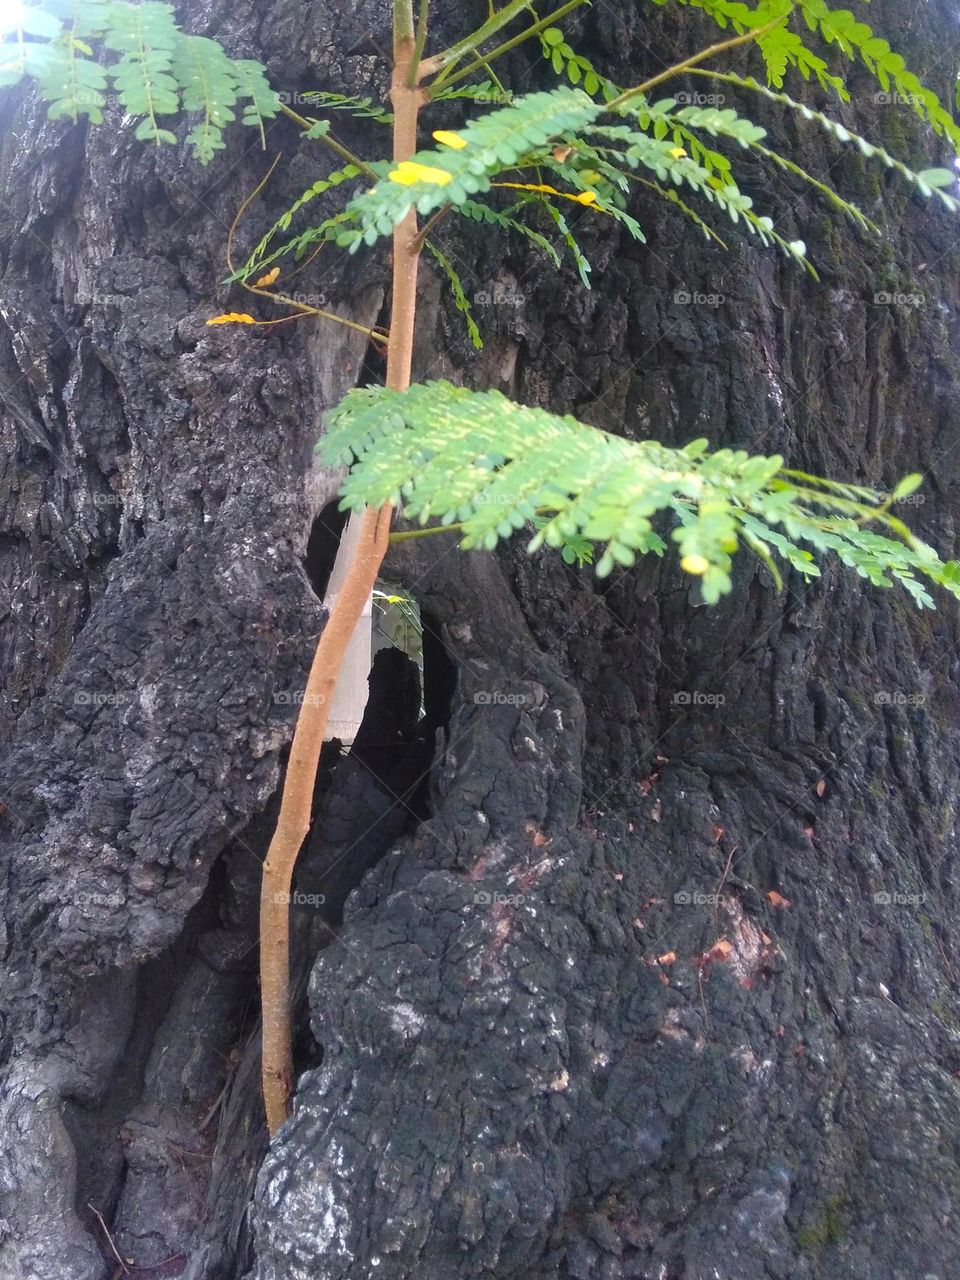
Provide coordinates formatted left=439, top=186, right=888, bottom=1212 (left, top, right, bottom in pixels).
left=410, top=205, right=452, bottom=254
left=433, top=0, right=590, bottom=90
left=86, top=1204, right=130, bottom=1275
left=419, top=0, right=542, bottom=78
left=226, top=153, right=281, bottom=275
left=607, top=16, right=782, bottom=111
left=407, top=0, right=430, bottom=87
left=279, top=102, right=377, bottom=178
left=388, top=520, right=465, bottom=543
left=394, top=0, right=416, bottom=51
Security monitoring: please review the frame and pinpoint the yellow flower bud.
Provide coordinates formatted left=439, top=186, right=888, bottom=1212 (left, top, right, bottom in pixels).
left=433, top=130, right=467, bottom=150
left=388, top=161, right=453, bottom=187
left=681, top=554, right=710, bottom=576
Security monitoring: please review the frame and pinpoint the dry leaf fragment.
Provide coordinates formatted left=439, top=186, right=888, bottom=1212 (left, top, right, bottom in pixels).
left=657, top=951, right=677, bottom=966
left=766, top=890, right=791, bottom=909
left=649, top=799, right=662, bottom=823
left=253, top=266, right=280, bottom=287
left=816, top=779, right=827, bottom=797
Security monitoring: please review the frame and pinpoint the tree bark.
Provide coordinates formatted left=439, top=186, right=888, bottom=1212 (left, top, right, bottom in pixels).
left=2, top=2, right=960, bottom=1278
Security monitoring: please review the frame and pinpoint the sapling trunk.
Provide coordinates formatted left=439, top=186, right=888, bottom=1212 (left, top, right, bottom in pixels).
left=258, top=1, right=425, bottom=1135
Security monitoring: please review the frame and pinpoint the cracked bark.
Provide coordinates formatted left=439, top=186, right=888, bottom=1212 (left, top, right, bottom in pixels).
left=2, top=2, right=960, bottom=1278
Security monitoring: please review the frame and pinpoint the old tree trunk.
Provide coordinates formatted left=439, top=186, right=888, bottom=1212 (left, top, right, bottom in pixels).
left=2, top=0, right=960, bottom=1277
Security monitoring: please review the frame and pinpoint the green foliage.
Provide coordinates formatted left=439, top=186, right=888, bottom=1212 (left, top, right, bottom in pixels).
left=540, top=26, right=617, bottom=100
left=0, top=0, right=277, bottom=160
left=298, top=90, right=393, bottom=125
left=344, top=87, right=602, bottom=247
left=425, top=241, right=483, bottom=349
left=233, top=164, right=362, bottom=283
left=320, top=382, right=960, bottom=608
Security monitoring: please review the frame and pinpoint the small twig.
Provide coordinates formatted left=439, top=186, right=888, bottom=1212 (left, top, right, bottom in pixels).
left=388, top=520, right=465, bottom=543
left=86, top=1203, right=131, bottom=1275
left=226, top=153, right=282, bottom=276
left=607, top=16, right=782, bottom=111
left=278, top=102, right=376, bottom=177
left=407, top=0, right=430, bottom=86
left=410, top=206, right=452, bottom=253
left=431, top=0, right=589, bottom=90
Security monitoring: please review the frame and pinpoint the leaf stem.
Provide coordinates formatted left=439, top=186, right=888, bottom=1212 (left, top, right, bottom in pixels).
left=607, top=16, right=782, bottom=111
left=432, top=0, right=589, bottom=90
left=420, top=0, right=548, bottom=79
left=279, top=102, right=377, bottom=178
left=388, top=521, right=466, bottom=542
left=408, top=0, right=430, bottom=86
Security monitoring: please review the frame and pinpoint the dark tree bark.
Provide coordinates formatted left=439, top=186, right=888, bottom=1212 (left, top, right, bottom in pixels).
left=2, top=2, right=960, bottom=1278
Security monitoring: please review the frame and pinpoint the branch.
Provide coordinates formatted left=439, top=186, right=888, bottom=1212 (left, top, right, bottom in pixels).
left=407, top=0, right=430, bottom=87
left=607, top=16, right=782, bottom=111
left=431, top=0, right=590, bottom=91
left=419, top=0, right=543, bottom=78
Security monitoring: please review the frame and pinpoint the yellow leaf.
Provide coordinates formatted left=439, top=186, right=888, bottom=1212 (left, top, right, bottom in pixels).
left=574, top=190, right=598, bottom=206
left=388, top=161, right=452, bottom=187
left=253, top=266, right=280, bottom=287
left=493, top=181, right=605, bottom=211
left=433, top=130, right=467, bottom=150
left=206, top=312, right=256, bottom=326
left=680, top=554, right=709, bottom=576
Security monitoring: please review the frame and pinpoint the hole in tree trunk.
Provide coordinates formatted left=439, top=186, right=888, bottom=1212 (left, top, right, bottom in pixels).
left=302, top=499, right=348, bottom=601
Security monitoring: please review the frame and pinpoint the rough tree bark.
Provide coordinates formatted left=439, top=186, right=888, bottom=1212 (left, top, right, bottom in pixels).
left=1, top=1, right=959, bottom=1278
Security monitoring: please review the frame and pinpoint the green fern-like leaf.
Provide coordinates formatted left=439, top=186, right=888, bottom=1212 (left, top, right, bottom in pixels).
left=232, top=56, right=279, bottom=145
left=425, top=241, right=483, bottom=349
left=102, top=0, right=181, bottom=144
left=172, top=33, right=238, bottom=162
left=233, top=164, right=362, bottom=282
left=344, top=87, right=603, bottom=249
left=320, top=382, right=960, bottom=607
left=696, top=71, right=960, bottom=213
left=298, top=90, right=393, bottom=125
left=794, top=0, right=960, bottom=150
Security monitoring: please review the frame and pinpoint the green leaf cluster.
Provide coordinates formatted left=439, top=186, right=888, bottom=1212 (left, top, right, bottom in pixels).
left=320, top=381, right=960, bottom=608
left=0, top=0, right=278, bottom=161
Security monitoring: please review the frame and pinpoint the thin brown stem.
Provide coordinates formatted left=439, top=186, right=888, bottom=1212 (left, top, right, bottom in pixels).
left=258, top=15, right=426, bottom=1137
left=607, top=16, right=781, bottom=111
left=279, top=102, right=376, bottom=177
